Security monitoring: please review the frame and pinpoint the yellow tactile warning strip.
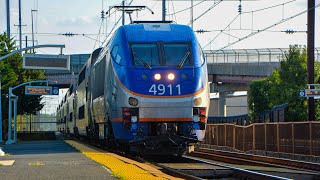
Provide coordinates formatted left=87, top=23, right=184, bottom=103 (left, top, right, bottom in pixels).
left=0, top=160, right=15, bottom=166
left=65, top=140, right=183, bottom=180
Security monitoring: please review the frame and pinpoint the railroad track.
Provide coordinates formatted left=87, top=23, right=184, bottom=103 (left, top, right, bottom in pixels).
left=68, top=137, right=320, bottom=179
left=143, top=155, right=293, bottom=180
left=191, top=147, right=320, bottom=171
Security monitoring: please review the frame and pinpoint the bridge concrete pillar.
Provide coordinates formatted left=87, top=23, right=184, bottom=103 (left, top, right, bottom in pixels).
left=218, top=92, right=227, bottom=117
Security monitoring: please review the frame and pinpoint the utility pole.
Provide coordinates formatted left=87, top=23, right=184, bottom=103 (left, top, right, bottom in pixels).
left=307, top=0, right=315, bottom=121
left=6, top=0, right=10, bottom=39
left=162, top=0, right=166, bottom=21
left=191, top=0, right=193, bottom=30
left=122, top=0, right=125, bottom=25
left=18, top=0, right=22, bottom=49
left=31, top=9, right=38, bottom=53
left=25, top=36, right=28, bottom=48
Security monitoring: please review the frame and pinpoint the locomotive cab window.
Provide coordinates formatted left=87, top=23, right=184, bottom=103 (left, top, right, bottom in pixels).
left=131, top=44, right=160, bottom=67
left=163, top=43, right=192, bottom=67
left=130, top=43, right=192, bottom=67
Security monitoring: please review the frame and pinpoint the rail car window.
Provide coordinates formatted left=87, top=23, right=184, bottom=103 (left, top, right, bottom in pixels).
left=131, top=44, right=160, bottom=66
left=111, top=45, right=121, bottom=64
left=92, top=58, right=106, bottom=99
left=78, top=105, right=85, bottom=119
left=198, top=43, right=205, bottom=66
left=78, top=66, right=86, bottom=85
left=69, top=113, right=73, bottom=122
left=163, top=44, right=192, bottom=66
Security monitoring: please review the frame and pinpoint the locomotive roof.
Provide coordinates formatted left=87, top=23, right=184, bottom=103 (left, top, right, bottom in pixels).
left=119, top=24, right=195, bottom=42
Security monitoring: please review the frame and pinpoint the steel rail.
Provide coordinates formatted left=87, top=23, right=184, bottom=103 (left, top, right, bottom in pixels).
left=183, top=155, right=291, bottom=180
left=194, top=147, right=320, bottom=172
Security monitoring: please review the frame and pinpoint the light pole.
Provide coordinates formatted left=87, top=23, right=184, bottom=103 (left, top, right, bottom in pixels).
left=0, top=73, right=2, bottom=143
left=0, top=41, right=8, bottom=143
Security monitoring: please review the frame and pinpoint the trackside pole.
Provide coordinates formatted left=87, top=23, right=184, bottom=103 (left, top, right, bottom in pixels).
left=13, top=96, right=18, bottom=142
left=6, top=88, right=13, bottom=144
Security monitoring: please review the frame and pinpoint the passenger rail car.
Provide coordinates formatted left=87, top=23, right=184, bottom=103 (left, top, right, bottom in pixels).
left=57, top=23, right=210, bottom=155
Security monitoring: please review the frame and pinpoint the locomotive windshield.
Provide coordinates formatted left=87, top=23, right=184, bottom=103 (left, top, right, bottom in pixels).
left=163, top=44, right=191, bottom=67
left=130, top=43, right=192, bottom=67
left=131, top=44, right=160, bottom=67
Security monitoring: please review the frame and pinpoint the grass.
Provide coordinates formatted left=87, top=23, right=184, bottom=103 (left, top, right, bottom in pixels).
left=29, top=161, right=45, bottom=166
left=4, top=153, right=11, bottom=156
left=0, top=163, right=3, bottom=166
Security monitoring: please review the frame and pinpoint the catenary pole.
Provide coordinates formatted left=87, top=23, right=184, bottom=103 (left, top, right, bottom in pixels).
left=122, top=0, right=125, bottom=25
left=18, top=0, right=22, bottom=49
left=307, top=0, right=315, bottom=121
left=6, top=0, right=10, bottom=39
left=162, top=0, right=166, bottom=21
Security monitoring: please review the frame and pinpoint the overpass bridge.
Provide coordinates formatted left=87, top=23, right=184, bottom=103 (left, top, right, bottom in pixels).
left=205, top=47, right=320, bottom=116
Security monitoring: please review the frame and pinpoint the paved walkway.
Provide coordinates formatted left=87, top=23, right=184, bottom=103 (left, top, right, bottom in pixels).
left=0, top=140, right=116, bottom=180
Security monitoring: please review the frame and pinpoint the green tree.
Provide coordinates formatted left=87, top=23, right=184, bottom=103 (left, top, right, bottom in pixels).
left=0, top=33, right=46, bottom=138
left=248, top=45, right=319, bottom=121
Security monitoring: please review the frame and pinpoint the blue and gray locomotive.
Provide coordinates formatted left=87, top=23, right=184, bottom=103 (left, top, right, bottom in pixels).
left=58, top=22, right=210, bottom=155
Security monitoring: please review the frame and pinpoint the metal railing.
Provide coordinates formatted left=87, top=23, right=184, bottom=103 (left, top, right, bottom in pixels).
left=204, top=48, right=320, bottom=64
left=202, top=121, right=320, bottom=158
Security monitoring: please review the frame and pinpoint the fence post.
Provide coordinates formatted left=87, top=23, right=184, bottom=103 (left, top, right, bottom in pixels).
left=224, top=124, right=227, bottom=146
left=264, top=123, right=267, bottom=152
left=277, top=123, right=280, bottom=156
left=216, top=125, right=219, bottom=146
left=233, top=125, right=236, bottom=150
left=310, top=121, right=312, bottom=156
left=253, top=124, right=256, bottom=153
left=243, top=126, right=245, bottom=152
left=292, top=122, right=295, bottom=156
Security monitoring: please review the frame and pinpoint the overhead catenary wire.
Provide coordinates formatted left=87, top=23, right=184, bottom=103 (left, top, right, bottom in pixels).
left=203, top=0, right=298, bottom=49
left=101, top=0, right=134, bottom=46
left=210, top=3, right=320, bottom=52
left=139, top=1, right=158, bottom=18
left=170, top=0, right=177, bottom=23
left=187, top=0, right=222, bottom=25
left=197, top=28, right=306, bottom=33
left=204, top=14, right=240, bottom=49
left=167, top=0, right=207, bottom=16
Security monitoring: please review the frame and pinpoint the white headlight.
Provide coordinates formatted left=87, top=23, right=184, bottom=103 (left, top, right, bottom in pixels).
left=154, top=73, right=161, bottom=80
left=168, top=73, right=175, bottom=80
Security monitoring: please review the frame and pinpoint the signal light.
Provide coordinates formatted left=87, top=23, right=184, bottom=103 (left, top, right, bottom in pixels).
left=154, top=73, right=161, bottom=80
left=200, top=108, right=206, bottom=116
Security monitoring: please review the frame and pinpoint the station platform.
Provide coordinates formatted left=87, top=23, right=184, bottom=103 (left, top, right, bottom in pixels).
left=0, top=139, right=179, bottom=180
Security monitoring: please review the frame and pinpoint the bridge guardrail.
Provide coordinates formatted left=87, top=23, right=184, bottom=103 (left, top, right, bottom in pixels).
left=204, top=48, right=320, bottom=64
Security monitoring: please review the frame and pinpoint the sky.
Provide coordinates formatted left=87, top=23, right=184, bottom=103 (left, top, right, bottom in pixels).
left=0, top=0, right=319, bottom=55
left=0, top=0, right=319, bottom=114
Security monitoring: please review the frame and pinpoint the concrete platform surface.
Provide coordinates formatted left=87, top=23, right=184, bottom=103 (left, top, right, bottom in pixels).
left=0, top=140, right=116, bottom=180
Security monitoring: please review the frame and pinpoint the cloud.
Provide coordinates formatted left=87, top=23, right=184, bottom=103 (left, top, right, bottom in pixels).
left=57, top=16, right=97, bottom=26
